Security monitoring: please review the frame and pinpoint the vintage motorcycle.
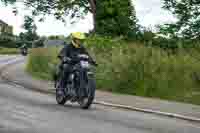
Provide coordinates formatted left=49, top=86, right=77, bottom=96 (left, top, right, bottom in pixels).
left=55, top=54, right=97, bottom=109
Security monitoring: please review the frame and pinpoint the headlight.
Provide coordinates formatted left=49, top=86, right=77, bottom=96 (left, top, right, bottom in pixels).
left=78, top=54, right=89, bottom=58
left=80, top=61, right=90, bottom=68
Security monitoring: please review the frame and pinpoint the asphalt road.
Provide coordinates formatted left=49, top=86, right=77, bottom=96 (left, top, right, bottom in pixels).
left=0, top=55, right=200, bottom=133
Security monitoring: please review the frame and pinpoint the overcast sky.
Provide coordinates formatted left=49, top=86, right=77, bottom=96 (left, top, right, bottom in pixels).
left=0, top=0, right=176, bottom=36
left=134, top=0, right=176, bottom=27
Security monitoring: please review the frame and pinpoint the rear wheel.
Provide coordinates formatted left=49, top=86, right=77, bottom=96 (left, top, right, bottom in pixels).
left=79, top=78, right=96, bottom=109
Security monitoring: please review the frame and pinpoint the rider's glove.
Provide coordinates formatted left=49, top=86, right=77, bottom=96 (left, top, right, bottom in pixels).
left=63, top=57, right=72, bottom=64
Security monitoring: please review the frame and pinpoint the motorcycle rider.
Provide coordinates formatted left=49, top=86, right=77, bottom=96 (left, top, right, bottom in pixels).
left=21, top=43, right=27, bottom=50
left=20, top=43, right=28, bottom=55
left=55, top=32, right=96, bottom=94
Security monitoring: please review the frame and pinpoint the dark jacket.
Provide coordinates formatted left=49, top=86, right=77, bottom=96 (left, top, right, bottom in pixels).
left=58, top=42, right=92, bottom=63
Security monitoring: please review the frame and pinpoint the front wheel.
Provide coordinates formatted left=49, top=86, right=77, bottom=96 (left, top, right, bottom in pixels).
left=79, top=78, right=96, bottom=109
left=55, top=79, right=67, bottom=105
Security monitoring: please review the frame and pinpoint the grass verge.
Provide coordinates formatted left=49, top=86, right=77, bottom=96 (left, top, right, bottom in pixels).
left=0, top=47, right=19, bottom=55
left=26, top=36, right=200, bottom=105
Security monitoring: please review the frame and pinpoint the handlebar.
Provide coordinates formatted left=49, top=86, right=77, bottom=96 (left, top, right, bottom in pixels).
left=62, top=56, right=98, bottom=67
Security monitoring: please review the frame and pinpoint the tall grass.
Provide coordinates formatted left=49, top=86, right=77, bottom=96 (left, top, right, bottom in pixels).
left=26, top=36, right=200, bottom=105
left=26, top=47, right=61, bottom=80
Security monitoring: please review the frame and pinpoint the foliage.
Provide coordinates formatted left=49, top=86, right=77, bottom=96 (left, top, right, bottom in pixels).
left=156, top=24, right=177, bottom=39
left=1, top=0, right=137, bottom=38
left=95, top=0, right=137, bottom=38
left=18, top=31, right=39, bottom=48
left=0, top=37, right=18, bottom=48
left=23, top=16, right=37, bottom=33
left=32, top=37, right=46, bottom=48
left=0, top=0, right=16, bottom=4
left=22, top=32, right=38, bottom=42
left=162, top=0, right=200, bottom=39
left=17, top=15, right=39, bottom=48
left=21, top=15, right=39, bottom=42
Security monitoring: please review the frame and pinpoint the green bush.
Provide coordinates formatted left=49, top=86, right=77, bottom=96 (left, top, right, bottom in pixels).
left=26, top=36, right=200, bottom=105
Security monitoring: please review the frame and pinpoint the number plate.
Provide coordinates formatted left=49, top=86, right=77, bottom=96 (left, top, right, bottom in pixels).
left=81, top=61, right=90, bottom=68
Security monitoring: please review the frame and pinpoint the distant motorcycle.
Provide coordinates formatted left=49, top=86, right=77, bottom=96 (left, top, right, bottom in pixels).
left=55, top=54, right=97, bottom=109
left=20, top=48, right=28, bottom=56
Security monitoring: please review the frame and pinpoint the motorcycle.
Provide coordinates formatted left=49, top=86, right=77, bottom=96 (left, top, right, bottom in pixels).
left=55, top=54, right=97, bottom=109
left=20, top=48, right=28, bottom=56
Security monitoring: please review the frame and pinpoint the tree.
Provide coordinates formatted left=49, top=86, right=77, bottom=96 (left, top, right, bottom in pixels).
left=1, top=0, right=137, bottom=38
left=95, top=0, right=137, bottom=38
left=18, top=15, right=39, bottom=47
left=21, top=16, right=39, bottom=42
left=162, top=0, right=200, bottom=39
left=23, top=16, right=37, bottom=33
left=156, top=24, right=177, bottom=39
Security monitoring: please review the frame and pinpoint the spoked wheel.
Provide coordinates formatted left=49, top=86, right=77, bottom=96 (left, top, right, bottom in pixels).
left=55, top=79, right=67, bottom=105
left=79, top=78, right=96, bottom=109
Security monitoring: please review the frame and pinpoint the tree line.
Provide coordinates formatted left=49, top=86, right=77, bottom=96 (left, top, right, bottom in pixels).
left=1, top=0, right=199, bottom=49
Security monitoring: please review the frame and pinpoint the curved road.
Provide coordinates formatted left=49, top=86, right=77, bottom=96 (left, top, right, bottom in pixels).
left=0, top=55, right=200, bottom=133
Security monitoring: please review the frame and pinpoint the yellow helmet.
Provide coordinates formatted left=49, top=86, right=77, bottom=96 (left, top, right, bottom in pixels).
left=71, top=32, right=86, bottom=40
left=71, top=32, right=86, bottom=48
